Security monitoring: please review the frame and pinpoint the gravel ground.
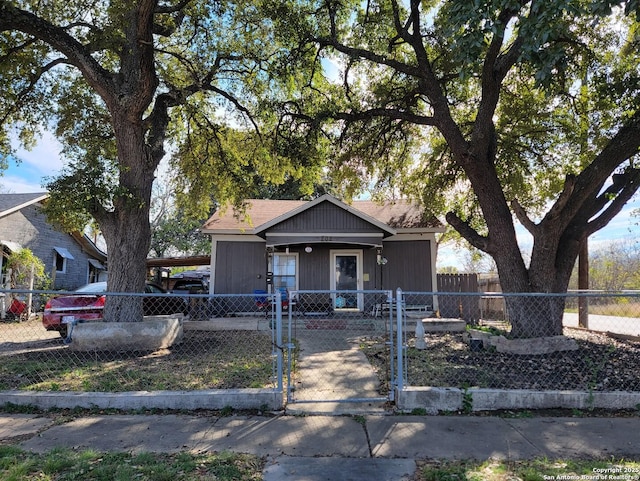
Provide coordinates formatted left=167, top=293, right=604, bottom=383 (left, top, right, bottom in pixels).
left=363, top=327, right=640, bottom=392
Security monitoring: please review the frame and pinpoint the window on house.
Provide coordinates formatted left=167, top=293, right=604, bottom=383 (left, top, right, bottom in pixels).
left=272, top=253, right=297, bottom=290
left=88, top=259, right=105, bottom=283
left=53, top=247, right=74, bottom=274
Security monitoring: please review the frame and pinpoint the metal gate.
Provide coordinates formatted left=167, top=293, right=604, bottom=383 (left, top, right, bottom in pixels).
left=284, top=290, right=396, bottom=407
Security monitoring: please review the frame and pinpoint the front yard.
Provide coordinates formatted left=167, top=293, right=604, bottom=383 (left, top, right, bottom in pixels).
left=0, top=330, right=275, bottom=392
left=362, top=327, right=640, bottom=392
left=2, top=317, right=640, bottom=395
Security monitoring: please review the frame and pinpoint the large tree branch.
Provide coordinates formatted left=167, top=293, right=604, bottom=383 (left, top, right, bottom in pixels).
left=0, top=57, right=66, bottom=124
left=118, top=0, right=158, bottom=116
left=560, top=112, right=640, bottom=222
left=585, top=168, right=640, bottom=236
left=315, top=35, right=424, bottom=79
left=473, top=6, right=522, bottom=156
left=0, top=1, right=115, bottom=98
left=155, top=0, right=191, bottom=14
left=445, top=211, right=490, bottom=252
left=542, top=174, right=577, bottom=222
left=511, top=198, right=538, bottom=236
left=319, top=1, right=468, bottom=158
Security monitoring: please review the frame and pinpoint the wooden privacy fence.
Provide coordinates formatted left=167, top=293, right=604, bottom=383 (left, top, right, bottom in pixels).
left=477, top=276, right=507, bottom=320
left=436, top=273, right=480, bottom=321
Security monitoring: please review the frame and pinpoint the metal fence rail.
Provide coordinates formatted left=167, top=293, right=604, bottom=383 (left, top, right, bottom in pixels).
left=0, top=288, right=639, bottom=409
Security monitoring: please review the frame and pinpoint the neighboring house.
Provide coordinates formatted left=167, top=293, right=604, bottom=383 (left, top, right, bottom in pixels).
left=201, top=194, right=444, bottom=311
left=0, top=193, right=107, bottom=290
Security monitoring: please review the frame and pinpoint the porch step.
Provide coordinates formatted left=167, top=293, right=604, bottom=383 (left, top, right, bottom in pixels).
left=421, top=318, right=467, bottom=332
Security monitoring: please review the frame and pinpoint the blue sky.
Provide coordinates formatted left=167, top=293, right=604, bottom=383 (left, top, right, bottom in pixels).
left=438, top=199, right=640, bottom=271
left=2, top=131, right=64, bottom=194
left=4, top=132, right=638, bottom=270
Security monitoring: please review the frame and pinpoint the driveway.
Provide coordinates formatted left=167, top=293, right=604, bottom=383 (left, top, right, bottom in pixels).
left=563, top=312, right=640, bottom=337
left=0, top=317, right=62, bottom=354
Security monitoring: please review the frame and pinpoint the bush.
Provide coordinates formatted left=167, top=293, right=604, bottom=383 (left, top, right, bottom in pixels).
left=6, top=248, right=50, bottom=290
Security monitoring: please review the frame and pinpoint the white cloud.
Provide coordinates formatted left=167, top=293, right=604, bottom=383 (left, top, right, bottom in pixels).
left=2, top=130, right=65, bottom=193
left=0, top=174, right=46, bottom=194
left=13, top=130, right=64, bottom=173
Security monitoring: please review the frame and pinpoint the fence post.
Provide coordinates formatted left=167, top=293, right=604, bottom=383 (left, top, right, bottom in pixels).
left=396, top=288, right=404, bottom=393
left=286, top=292, right=294, bottom=403
left=275, top=290, right=283, bottom=393
left=387, top=290, right=395, bottom=402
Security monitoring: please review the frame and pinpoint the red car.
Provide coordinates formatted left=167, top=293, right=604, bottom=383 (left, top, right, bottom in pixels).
left=43, top=281, right=187, bottom=338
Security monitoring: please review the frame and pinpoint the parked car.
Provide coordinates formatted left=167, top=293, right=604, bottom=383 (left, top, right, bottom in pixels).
left=170, top=278, right=226, bottom=319
left=43, top=281, right=187, bottom=337
left=171, top=278, right=208, bottom=294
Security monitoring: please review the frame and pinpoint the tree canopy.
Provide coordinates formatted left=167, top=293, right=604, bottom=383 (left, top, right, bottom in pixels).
left=2, top=0, right=640, bottom=336
left=272, top=0, right=640, bottom=337
left=0, top=0, right=325, bottom=320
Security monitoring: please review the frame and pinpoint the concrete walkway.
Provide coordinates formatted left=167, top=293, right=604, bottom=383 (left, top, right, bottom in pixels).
left=5, top=413, right=640, bottom=480
left=286, top=323, right=389, bottom=415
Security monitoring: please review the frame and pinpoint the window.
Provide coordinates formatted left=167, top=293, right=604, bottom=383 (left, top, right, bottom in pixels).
left=88, top=259, right=105, bottom=283
left=272, top=253, right=297, bottom=290
left=53, top=247, right=74, bottom=274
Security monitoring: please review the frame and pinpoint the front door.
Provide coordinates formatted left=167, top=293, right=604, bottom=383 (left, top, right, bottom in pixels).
left=330, top=250, right=363, bottom=310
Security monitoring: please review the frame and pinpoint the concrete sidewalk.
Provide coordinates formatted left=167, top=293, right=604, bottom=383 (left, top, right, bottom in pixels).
left=3, top=413, right=640, bottom=480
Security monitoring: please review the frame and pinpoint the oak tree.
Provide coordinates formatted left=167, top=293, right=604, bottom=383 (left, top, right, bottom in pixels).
left=0, top=0, right=321, bottom=321
left=280, top=0, right=640, bottom=337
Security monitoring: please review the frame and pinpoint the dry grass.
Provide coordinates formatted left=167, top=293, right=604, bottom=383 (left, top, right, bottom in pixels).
left=0, top=330, right=276, bottom=392
left=566, top=301, right=640, bottom=318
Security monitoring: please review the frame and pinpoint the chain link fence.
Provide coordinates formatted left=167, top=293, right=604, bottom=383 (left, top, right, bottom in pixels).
left=396, top=291, right=640, bottom=393
left=285, top=290, right=393, bottom=404
left=0, top=289, right=281, bottom=393
left=1, top=288, right=639, bottom=404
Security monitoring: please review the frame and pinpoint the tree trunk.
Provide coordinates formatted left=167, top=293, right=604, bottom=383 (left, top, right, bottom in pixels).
left=505, top=295, right=566, bottom=338
left=451, top=134, right=576, bottom=338
left=96, top=119, right=155, bottom=323
left=100, top=206, right=151, bottom=322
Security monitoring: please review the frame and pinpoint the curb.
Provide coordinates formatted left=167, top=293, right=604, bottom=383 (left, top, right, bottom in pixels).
left=0, top=389, right=283, bottom=411
left=397, top=387, right=640, bottom=413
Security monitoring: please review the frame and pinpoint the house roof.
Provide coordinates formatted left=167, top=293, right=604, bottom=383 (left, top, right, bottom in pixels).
left=0, top=192, right=107, bottom=261
left=202, top=194, right=443, bottom=233
left=0, top=192, right=49, bottom=219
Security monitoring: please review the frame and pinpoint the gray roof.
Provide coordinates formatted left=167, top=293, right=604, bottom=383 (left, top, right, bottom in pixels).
left=0, top=192, right=106, bottom=260
left=0, top=193, right=49, bottom=218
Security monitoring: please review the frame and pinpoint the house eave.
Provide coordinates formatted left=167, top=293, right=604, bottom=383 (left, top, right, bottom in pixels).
left=201, top=228, right=259, bottom=235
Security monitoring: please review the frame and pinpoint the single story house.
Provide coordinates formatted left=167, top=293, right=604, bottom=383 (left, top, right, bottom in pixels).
left=201, top=194, right=444, bottom=312
left=0, top=193, right=107, bottom=290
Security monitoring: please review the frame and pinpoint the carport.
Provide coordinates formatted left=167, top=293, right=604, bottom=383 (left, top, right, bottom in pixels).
left=146, top=255, right=211, bottom=290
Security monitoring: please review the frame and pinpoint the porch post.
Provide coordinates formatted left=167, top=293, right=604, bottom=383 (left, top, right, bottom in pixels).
left=209, top=239, right=217, bottom=294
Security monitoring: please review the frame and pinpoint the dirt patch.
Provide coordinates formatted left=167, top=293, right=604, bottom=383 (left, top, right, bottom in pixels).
left=362, top=327, right=640, bottom=392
